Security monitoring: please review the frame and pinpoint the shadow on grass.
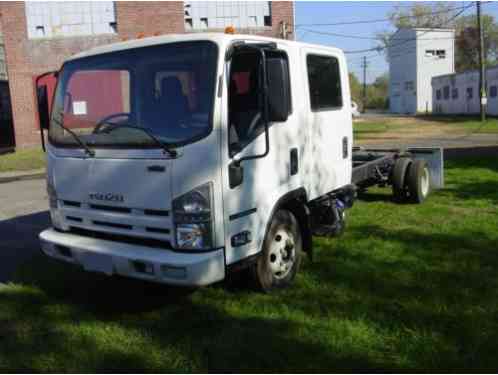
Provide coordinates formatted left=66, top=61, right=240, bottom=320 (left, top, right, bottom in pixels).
left=2, top=258, right=383, bottom=372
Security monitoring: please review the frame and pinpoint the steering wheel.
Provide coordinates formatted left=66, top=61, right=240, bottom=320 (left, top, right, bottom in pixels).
left=93, top=113, right=131, bottom=134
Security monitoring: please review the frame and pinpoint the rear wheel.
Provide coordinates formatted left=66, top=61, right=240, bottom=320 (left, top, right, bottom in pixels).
left=252, top=209, right=302, bottom=292
left=406, top=159, right=431, bottom=203
left=392, top=157, right=412, bottom=202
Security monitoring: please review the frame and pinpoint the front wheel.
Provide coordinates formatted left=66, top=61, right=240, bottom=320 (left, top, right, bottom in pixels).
left=251, top=209, right=302, bottom=292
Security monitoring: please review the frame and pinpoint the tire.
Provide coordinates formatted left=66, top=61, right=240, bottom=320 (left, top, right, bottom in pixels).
left=406, top=159, right=431, bottom=203
left=392, top=157, right=412, bottom=202
left=251, top=209, right=302, bottom=292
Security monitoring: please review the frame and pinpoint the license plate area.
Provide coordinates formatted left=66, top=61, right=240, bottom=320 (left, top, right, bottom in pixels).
left=81, top=252, right=114, bottom=275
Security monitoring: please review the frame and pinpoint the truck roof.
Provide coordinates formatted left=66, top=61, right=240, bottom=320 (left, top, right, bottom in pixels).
left=68, top=32, right=344, bottom=61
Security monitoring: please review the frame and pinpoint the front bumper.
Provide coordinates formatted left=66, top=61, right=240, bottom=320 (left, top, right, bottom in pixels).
left=39, top=228, right=225, bottom=286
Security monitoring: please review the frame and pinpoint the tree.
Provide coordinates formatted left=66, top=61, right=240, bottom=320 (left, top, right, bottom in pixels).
left=454, top=14, right=498, bottom=72
left=365, top=73, right=389, bottom=110
left=387, top=3, right=458, bottom=29
left=376, top=3, right=458, bottom=56
left=349, top=72, right=362, bottom=104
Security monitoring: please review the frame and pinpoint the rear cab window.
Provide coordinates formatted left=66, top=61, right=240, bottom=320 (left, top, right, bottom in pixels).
left=306, top=54, right=343, bottom=111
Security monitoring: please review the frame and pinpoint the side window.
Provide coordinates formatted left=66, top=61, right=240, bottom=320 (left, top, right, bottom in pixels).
left=452, top=88, right=458, bottom=99
left=436, top=89, right=441, bottom=101
left=306, top=54, right=342, bottom=111
left=490, top=86, right=497, bottom=98
left=443, top=86, right=450, bottom=100
left=467, top=87, right=473, bottom=99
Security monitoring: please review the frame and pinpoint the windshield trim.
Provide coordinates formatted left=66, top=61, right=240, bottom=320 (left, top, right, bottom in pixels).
left=48, top=40, right=219, bottom=151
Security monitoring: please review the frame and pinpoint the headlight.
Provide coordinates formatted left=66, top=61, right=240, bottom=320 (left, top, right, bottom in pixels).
left=47, top=180, right=64, bottom=231
left=172, top=183, right=213, bottom=250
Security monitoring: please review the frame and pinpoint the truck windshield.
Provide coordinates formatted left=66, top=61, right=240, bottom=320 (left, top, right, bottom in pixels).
left=49, top=41, right=218, bottom=149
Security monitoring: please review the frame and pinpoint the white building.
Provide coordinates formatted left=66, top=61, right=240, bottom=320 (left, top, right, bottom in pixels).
left=432, top=66, right=498, bottom=116
left=389, top=28, right=455, bottom=114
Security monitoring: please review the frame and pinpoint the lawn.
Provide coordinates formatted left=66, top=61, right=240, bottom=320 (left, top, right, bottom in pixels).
left=354, top=115, right=498, bottom=141
left=0, top=148, right=45, bottom=173
left=0, top=154, right=497, bottom=372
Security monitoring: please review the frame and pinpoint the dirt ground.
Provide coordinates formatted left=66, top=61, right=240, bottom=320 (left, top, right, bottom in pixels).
left=354, top=115, right=498, bottom=149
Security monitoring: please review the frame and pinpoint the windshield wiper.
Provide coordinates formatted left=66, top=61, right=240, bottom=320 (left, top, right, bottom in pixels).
left=97, top=123, right=178, bottom=158
left=52, top=116, right=95, bottom=157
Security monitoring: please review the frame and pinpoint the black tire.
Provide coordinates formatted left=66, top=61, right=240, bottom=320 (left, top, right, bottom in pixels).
left=251, top=209, right=302, bottom=292
left=406, top=159, right=431, bottom=203
left=392, top=157, right=412, bottom=202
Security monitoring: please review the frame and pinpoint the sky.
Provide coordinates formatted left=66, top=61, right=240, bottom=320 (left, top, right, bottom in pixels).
left=295, top=1, right=498, bottom=84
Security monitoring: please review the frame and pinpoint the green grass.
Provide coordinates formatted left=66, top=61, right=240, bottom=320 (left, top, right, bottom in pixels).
left=0, top=148, right=45, bottom=173
left=1, top=155, right=498, bottom=372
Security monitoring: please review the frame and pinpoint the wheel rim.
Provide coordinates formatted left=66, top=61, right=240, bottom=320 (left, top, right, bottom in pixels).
left=421, top=167, right=430, bottom=197
left=268, top=228, right=296, bottom=280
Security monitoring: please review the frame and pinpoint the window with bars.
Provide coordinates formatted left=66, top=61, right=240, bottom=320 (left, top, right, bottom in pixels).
left=184, top=1, right=271, bottom=31
left=25, top=1, right=117, bottom=39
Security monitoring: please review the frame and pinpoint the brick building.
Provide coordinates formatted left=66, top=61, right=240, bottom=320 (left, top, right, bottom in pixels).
left=0, top=1, right=294, bottom=148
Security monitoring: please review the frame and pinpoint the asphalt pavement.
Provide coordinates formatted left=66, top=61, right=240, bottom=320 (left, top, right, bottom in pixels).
left=0, top=178, right=49, bottom=283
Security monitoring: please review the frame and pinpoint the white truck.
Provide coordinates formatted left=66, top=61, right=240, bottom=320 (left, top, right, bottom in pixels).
left=37, top=33, right=440, bottom=292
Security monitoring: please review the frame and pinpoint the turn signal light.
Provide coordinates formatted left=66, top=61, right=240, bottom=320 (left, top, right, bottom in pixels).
left=225, top=26, right=236, bottom=34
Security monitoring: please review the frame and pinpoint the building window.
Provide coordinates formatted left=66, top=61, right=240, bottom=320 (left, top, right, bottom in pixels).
left=443, top=86, right=450, bottom=100
left=451, top=88, right=458, bottom=99
left=436, top=89, right=442, bottom=100
left=490, top=86, right=497, bottom=98
left=184, top=1, right=271, bottom=30
left=466, top=87, right=473, bottom=99
left=25, top=2, right=117, bottom=39
left=307, top=54, right=342, bottom=111
left=404, top=81, right=414, bottom=91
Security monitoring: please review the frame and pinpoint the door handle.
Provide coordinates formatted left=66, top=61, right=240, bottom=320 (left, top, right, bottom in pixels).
left=342, top=137, right=348, bottom=159
left=290, top=148, right=298, bottom=176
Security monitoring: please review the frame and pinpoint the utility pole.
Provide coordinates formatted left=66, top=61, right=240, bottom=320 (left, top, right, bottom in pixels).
left=477, top=1, right=486, bottom=121
left=362, top=56, right=368, bottom=113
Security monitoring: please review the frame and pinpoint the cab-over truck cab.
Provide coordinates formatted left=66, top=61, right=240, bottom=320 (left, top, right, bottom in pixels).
left=38, top=33, right=355, bottom=291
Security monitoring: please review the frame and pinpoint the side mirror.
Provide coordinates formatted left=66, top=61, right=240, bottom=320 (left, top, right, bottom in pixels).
left=267, top=57, right=290, bottom=122
left=36, top=85, right=50, bottom=130
left=229, top=161, right=244, bottom=189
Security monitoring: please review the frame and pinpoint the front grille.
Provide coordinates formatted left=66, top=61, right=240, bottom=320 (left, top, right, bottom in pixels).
left=89, top=204, right=131, bottom=214
left=144, top=209, right=169, bottom=217
left=145, top=227, right=171, bottom=234
left=66, top=216, right=83, bottom=223
left=63, top=200, right=81, bottom=207
left=92, top=220, right=133, bottom=230
left=59, top=200, right=172, bottom=242
left=68, top=226, right=173, bottom=250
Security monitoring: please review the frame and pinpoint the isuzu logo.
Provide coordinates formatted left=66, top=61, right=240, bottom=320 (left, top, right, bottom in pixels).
left=89, top=192, right=124, bottom=203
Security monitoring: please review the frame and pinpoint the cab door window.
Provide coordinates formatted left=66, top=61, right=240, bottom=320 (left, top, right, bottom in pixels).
left=228, top=51, right=263, bottom=156
left=228, top=48, right=291, bottom=156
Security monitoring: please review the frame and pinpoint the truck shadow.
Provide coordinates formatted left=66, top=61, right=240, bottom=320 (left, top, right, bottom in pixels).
left=0, top=210, right=50, bottom=283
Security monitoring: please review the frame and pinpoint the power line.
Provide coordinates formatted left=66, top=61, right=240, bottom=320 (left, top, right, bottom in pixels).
left=343, top=3, right=474, bottom=54
left=294, top=3, right=471, bottom=28
left=298, top=28, right=461, bottom=41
